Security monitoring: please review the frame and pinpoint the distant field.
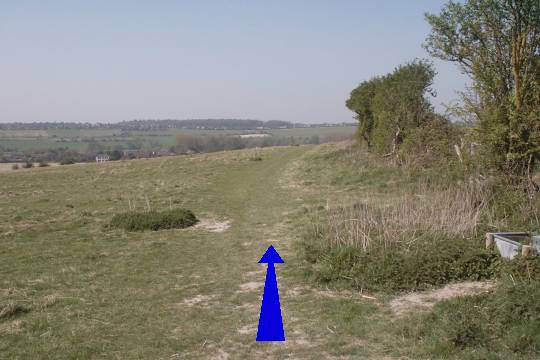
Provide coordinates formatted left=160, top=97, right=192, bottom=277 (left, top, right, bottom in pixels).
left=47, top=129, right=123, bottom=138
left=0, top=130, right=48, bottom=139
left=0, top=126, right=357, bottom=152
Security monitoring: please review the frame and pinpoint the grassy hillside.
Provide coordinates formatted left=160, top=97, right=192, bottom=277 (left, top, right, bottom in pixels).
left=1, top=143, right=538, bottom=359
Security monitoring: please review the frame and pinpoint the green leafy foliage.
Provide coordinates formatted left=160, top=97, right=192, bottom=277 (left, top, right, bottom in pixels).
left=346, top=60, right=436, bottom=155
left=301, top=230, right=498, bottom=292
left=59, top=158, right=76, bottom=165
left=401, top=277, right=540, bottom=357
left=425, top=0, right=540, bottom=181
left=109, top=208, right=198, bottom=231
left=400, top=115, right=462, bottom=168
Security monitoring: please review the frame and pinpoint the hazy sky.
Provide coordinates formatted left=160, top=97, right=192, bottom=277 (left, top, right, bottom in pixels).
left=0, top=0, right=467, bottom=124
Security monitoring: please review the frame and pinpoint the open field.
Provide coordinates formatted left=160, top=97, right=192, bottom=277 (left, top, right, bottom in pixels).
left=0, top=126, right=357, bottom=153
left=1, top=143, right=537, bottom=359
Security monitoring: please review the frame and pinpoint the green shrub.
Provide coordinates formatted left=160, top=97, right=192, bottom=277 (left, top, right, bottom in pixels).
left=109, top=208, right=198, bottom=231
left=60, top=158, right=75, bottom=165
left=11, top=164, right=19, bottom=170
left=497, top=256, right=540, bottom=282
left=401, top=280, right=540, bottom=357
left=400, top=116, right=462, bottom=169
left=21, top=161, right=34, bottom=169
left=481, top=179, right=540, bottom=232
left=38, top=161, right=50, bottom=167
left=301, top=227, right=499, bottom=292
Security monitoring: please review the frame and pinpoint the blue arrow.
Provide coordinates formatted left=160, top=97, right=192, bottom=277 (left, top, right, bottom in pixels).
left=256, top=245, right=285, bottom=342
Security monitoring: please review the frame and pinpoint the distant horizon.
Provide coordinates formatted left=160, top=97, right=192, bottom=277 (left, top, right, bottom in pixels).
left=1, top=1, right=466, bottom=124
left=0, top=118, right=357, bottom=126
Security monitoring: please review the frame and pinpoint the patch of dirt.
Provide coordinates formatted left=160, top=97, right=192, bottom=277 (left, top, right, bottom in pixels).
left=285, top=286, right=305, bottom=297
left=233, top=303, right=258, bottom=313
left=237, top=323, right=257, bottom=335
left=236, top=282, right=263, bottom=293
left=244, top=269, right=265, bottom=277
left=179, top=294, right=215, bottom=307
left=193, top=218, right=231, bottom=233
left=390, top=281, right=495, bottom=316
left=210, top=349, right=230, bottom=360
left=312, top=288, right=378, bottom=302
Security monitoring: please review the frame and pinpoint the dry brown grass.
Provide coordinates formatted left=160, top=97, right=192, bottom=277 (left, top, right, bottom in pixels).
left=316, top=179, right=487, bottom=252
left=0, top=302, right=30, bottom=320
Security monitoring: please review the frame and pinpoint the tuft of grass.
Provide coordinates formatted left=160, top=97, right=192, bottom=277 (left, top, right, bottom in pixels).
left=109, top=208, right=198, bottom=231
left=0, top=302, right=30, bottom=320
left=317, top=180, right=486, bottom=251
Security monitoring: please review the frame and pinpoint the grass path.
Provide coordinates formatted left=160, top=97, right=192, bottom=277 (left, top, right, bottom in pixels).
left=1, top=145, right=399, bottom=359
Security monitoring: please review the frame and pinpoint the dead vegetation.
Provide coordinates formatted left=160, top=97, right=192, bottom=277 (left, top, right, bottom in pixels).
left=315, top=179, right=487, bottom=252
left=0, top=302, right=30, bottom=320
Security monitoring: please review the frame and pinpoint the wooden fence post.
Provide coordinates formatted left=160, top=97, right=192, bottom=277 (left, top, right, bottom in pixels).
left=522, top=245, right=532, bottom=258
left=485, top=233, right=494, bottom=249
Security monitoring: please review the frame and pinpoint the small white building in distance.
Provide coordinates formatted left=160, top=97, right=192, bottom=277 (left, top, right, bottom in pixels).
left=95, top=154, right=110, bottom=163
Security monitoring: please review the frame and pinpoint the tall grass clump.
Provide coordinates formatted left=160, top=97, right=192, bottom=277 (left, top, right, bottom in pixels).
left=110, top=208, right=198, bottom=231
left=325, top=180, right=487, bottom=251
left=300, top=179, right=500, bottom=291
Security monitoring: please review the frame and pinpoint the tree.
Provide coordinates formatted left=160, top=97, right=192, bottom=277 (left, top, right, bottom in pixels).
left=346, top=60, right=436, bottom=156
left=346, top=76, right=381, bottom=147
left=425, top=0, right=540, bottom=188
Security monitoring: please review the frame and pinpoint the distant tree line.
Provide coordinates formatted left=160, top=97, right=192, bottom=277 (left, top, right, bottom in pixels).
left=175, top=133, right=345, bottom=154
left=0, top=133, right=350, bottom=164
left=0, top=119, right=356, bottom=131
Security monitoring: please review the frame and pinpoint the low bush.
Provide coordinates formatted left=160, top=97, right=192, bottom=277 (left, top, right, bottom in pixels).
left=60, top=158, right=76, bottom=165
left=21, top=161, right=34, bottom=169
left=11, top=164, right=19, bottom=170
left=301, top=229, right=498, bottom=291
left=400, top=116, right=462, bottom=169
left=109, top=208, right=198, bottom=231
left=497, top=256, right=540, bottom=282
left=481, top=179, right=540, bottom=232
left=401, top=277, right=540, bottom=357
left=38, top=161, right=49, bottom=167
